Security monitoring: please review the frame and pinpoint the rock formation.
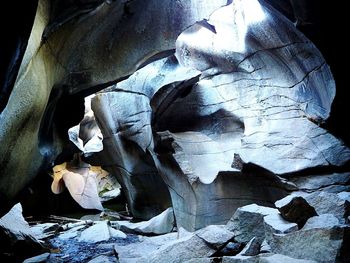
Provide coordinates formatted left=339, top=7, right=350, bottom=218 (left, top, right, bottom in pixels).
left=91, top=0, right=349, bottom=230
left=0, top=0, right=349, bottom=261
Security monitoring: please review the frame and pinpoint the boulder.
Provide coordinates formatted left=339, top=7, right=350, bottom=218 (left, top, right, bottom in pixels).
left=267, top=214, right=347, bottom=262
left=112, top=208, right=175, bottom=235
left=145, top=233, right=215, bottom=263
left=226, top=204, right=278, bottom=243
left=126, top=225, right=234, bottom=263
left=275, top=196, right=317, bottom=228
left=0, top=203, right=44, bottom=260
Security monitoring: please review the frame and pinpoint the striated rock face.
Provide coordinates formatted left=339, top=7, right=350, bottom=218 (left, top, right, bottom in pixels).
left=0, top=0, right=349, bottom=240
left=91, top=0, right=349, bottom=230
left=0, top=0, right=228, bottom=215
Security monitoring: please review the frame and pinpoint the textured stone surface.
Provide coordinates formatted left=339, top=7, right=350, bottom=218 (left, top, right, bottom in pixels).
left=114, top=208, right=175, bottom=235
left=114, top=232, right=178, bottom=262
left=267, top=214, right=346, bottom=262
left=305, top=191, right=350, bottom=223
left=196, top=225, right=234, bottom=249
left=226, top=204, right=278, bottom=243
left=290, top=172, right=350, bottom=193
left=275, top=196, right=317, bottom=228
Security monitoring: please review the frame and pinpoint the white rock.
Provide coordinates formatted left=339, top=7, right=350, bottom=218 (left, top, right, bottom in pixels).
left=109, top=227, right=127, bottom=239
left=263, top=214, right=298, bottom=234
left=0, top=203, right=37, bottom=240
left=115, top=208, right=174, bottom=235
left=79, top=222, right=110, bottom=242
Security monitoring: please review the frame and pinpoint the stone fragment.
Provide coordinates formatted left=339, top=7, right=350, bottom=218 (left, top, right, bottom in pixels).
left=275, top=196, right=317, bottom=228
left=238, top=237, right=261, bottom=256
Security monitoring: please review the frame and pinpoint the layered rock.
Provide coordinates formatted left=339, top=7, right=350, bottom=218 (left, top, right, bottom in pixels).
left=90, top=0, right=349, bottom=230
left=0, top=0, right=228, bottom=216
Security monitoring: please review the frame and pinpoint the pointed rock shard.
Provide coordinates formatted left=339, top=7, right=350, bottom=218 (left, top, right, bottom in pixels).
left=275, top=196, right=317, bottom=228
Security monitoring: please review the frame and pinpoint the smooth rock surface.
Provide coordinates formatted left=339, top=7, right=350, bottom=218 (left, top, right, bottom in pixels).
left=0, top=0, right=228, bottom=216
left=78, top=222, right=126, bottom=242
left=114, top=208, right=174, bottom=235
left=226, top=204, right=278, bottom=243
